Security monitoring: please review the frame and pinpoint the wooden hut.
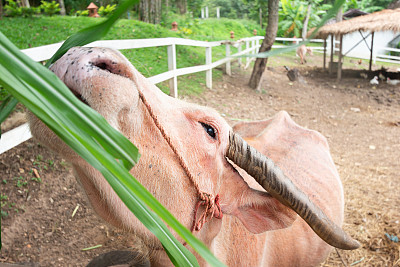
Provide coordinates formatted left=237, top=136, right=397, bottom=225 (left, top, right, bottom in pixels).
left=316, top=8, right=400, bottom=80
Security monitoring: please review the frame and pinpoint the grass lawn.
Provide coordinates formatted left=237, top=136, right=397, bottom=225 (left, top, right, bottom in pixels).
left=0, top=16, right=262, bottom=96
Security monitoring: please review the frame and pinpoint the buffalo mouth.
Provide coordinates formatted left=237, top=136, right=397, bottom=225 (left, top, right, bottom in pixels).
left=61, top=58, right=122, bottom=107
left=70, top=87, right=90, bottom=106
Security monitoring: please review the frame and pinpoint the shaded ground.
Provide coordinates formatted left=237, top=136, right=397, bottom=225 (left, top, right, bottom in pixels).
left=1, top=54, right=400, bottom=266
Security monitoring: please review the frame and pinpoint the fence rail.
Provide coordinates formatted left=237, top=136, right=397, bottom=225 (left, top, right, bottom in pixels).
left=374, top=46, right=400, bottom=64
left=3, top=36, right=399, bottom=155
left=2, top=36, right=263, bottom=155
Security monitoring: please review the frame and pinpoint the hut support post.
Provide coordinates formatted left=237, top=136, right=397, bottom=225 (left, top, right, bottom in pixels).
left=369, top=32, right=375, bottom=71
left=337, top=34, right=343, bottom=81
left=329, top=35, right=334, bottom=74
left=323, top=38, right=327, bottom=70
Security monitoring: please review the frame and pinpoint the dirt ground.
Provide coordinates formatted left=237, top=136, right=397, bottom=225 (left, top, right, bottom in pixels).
left=1, top=54, right=399, bottom=266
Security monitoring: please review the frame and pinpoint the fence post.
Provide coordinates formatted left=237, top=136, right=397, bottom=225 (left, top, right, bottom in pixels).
left=167, top=44, right=178, bottom=97
left=225, top=43, right=231, bottom=76
left=246, top=40, right=250, bottom=66
left=370, top=32, right=375, bottom=70
left=238, top=42, right=242, bottom=68
left=206, top=46, right=212, bottom=89
left=255, top=38, right=260, bottom=53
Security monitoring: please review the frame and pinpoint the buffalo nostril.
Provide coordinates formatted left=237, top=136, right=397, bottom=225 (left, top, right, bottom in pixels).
left=91, top=59, right=124, bottom=77
left=95, top=62, right=112, bottom=73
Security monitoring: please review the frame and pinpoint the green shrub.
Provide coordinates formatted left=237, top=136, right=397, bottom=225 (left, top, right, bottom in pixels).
left=4, top=0, right=22, bottom=17
left=98, top=4, right=116, bottom=17
left=21, top=6, right=41, bottom=18
left=76, top=10, right=89, bottom=16
left=4, top=0, right=41, bottom=18
left=40, top=0, right=61, bottom=16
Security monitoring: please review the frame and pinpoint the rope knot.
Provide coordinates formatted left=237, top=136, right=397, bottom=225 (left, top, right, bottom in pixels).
left=191, top=193, right=223, bottom=232
left=138, top=92, right=222, bottom=234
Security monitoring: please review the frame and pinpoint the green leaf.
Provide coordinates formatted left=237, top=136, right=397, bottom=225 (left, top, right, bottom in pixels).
left=0, top=29, right=204, bottom=267
left=0, top=29, right=139, bottom=168
left=0, top=1, right=225, bottom=265
left=0, top=95, right=18, bottom=132
left=46, top=0, right=138, bottom=67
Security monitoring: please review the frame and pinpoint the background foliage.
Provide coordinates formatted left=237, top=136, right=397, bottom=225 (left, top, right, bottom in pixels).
left=1, top=0, right=396, bottom=25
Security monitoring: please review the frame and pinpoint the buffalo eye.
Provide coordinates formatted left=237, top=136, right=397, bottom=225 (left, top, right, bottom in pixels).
left=200, top=122, right=217, bottom=139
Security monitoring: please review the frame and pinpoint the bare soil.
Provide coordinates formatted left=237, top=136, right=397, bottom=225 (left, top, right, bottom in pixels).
left=1, top=55, right=400, bottom=266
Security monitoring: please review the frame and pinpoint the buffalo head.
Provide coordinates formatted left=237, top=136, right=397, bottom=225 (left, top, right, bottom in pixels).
left=28, top=47, right=358, bottom=265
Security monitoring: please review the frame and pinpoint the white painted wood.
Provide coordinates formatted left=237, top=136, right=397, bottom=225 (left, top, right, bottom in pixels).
left=11, top=36, right=364, bottom=155
left=20, top=38, right=224, bottom=63
left=175, top=64, right=210, bottom=76
left=147, top=71, right=174, bottom=84
left=88, top=38, right=175, bottom=49
left=246, top=41, right=250, bottom=66
left=225, top=44, right=231, bottom=76
left=374, top=57, right=400, bottom=64
left=238, top=44, right=242, bottom=67
left=167, top=44, right=178, bottom=98
left=205, top=46, right=212, bottom=89
left=172, top=38, right=222, bottom=47
left=0, top=123, right=31, bottom=154
left=21, top=37, right=363, bottom=66
left=21, top=43, right=63, bottom=61
left=378, top=46, right=400, bottom=53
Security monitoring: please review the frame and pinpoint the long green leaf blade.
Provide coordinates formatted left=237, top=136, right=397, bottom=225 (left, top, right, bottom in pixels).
left=0, top=95, right=18, bottom=134
left=0, top=5, right=225, bottom=265
left=45, top=0, right=138, bottom=67
left=0, top=30, right=139, bottom=168
left=0, top=36, right=202, bottom=266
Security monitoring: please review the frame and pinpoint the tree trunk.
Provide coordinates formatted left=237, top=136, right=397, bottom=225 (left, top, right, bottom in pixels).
left=301, top=4, right=311, bottom=40
left=176, top=0, right=186, bottom=14
left=21, top=0, right=30, bottom=8
left=139, top=0, right=162, bottom=24
left=0, top=0, right=3, bottom=20
left=335, top=7, right=342, bottom=54
left=336, top=6, right=343, bottom=22
left=156, top=0, right=162, bottom=23
left=150, top=0, right=155, bottom=23
left=248, top=0, right=279, bottom=89
left=139, top=0, right=149, bottom=23
left=59, top=0, right=66, bottom=16
left=259, top=7, right=262, bottom=28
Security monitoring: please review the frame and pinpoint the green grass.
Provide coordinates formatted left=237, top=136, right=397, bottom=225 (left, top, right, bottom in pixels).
left=0, top=15, right=261, bottom=96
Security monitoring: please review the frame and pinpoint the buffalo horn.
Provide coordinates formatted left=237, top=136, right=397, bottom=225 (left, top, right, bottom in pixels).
left=226, top=131, right=360, bottom=250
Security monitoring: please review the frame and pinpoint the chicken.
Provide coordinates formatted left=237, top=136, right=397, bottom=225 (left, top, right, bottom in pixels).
left=370, top=76, right=379, bottom=85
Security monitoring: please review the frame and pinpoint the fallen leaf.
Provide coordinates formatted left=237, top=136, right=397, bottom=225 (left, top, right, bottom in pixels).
left=33, top=168, right=40, bottom=178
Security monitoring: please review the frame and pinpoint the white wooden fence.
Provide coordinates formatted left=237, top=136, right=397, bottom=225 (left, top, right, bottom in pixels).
left=374, top=46, right=400, bottom=64
left=0, top=36, right=263, bottom=155
left=274, top=37, right=400, bottom=64
left=2, top=36, right=399, bottom=155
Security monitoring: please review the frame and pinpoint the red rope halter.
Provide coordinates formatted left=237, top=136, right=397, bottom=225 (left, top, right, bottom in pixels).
left=192, top=193, right=222, bottom=232
left=138, top=91, right=223, bottom=233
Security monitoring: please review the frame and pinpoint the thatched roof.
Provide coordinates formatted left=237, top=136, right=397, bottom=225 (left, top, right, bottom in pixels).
left=316, top=8, right=400, bottom=38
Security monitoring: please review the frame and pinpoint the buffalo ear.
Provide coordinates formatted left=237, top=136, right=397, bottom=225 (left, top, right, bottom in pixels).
left=230, top=189, right=298, bottom=234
